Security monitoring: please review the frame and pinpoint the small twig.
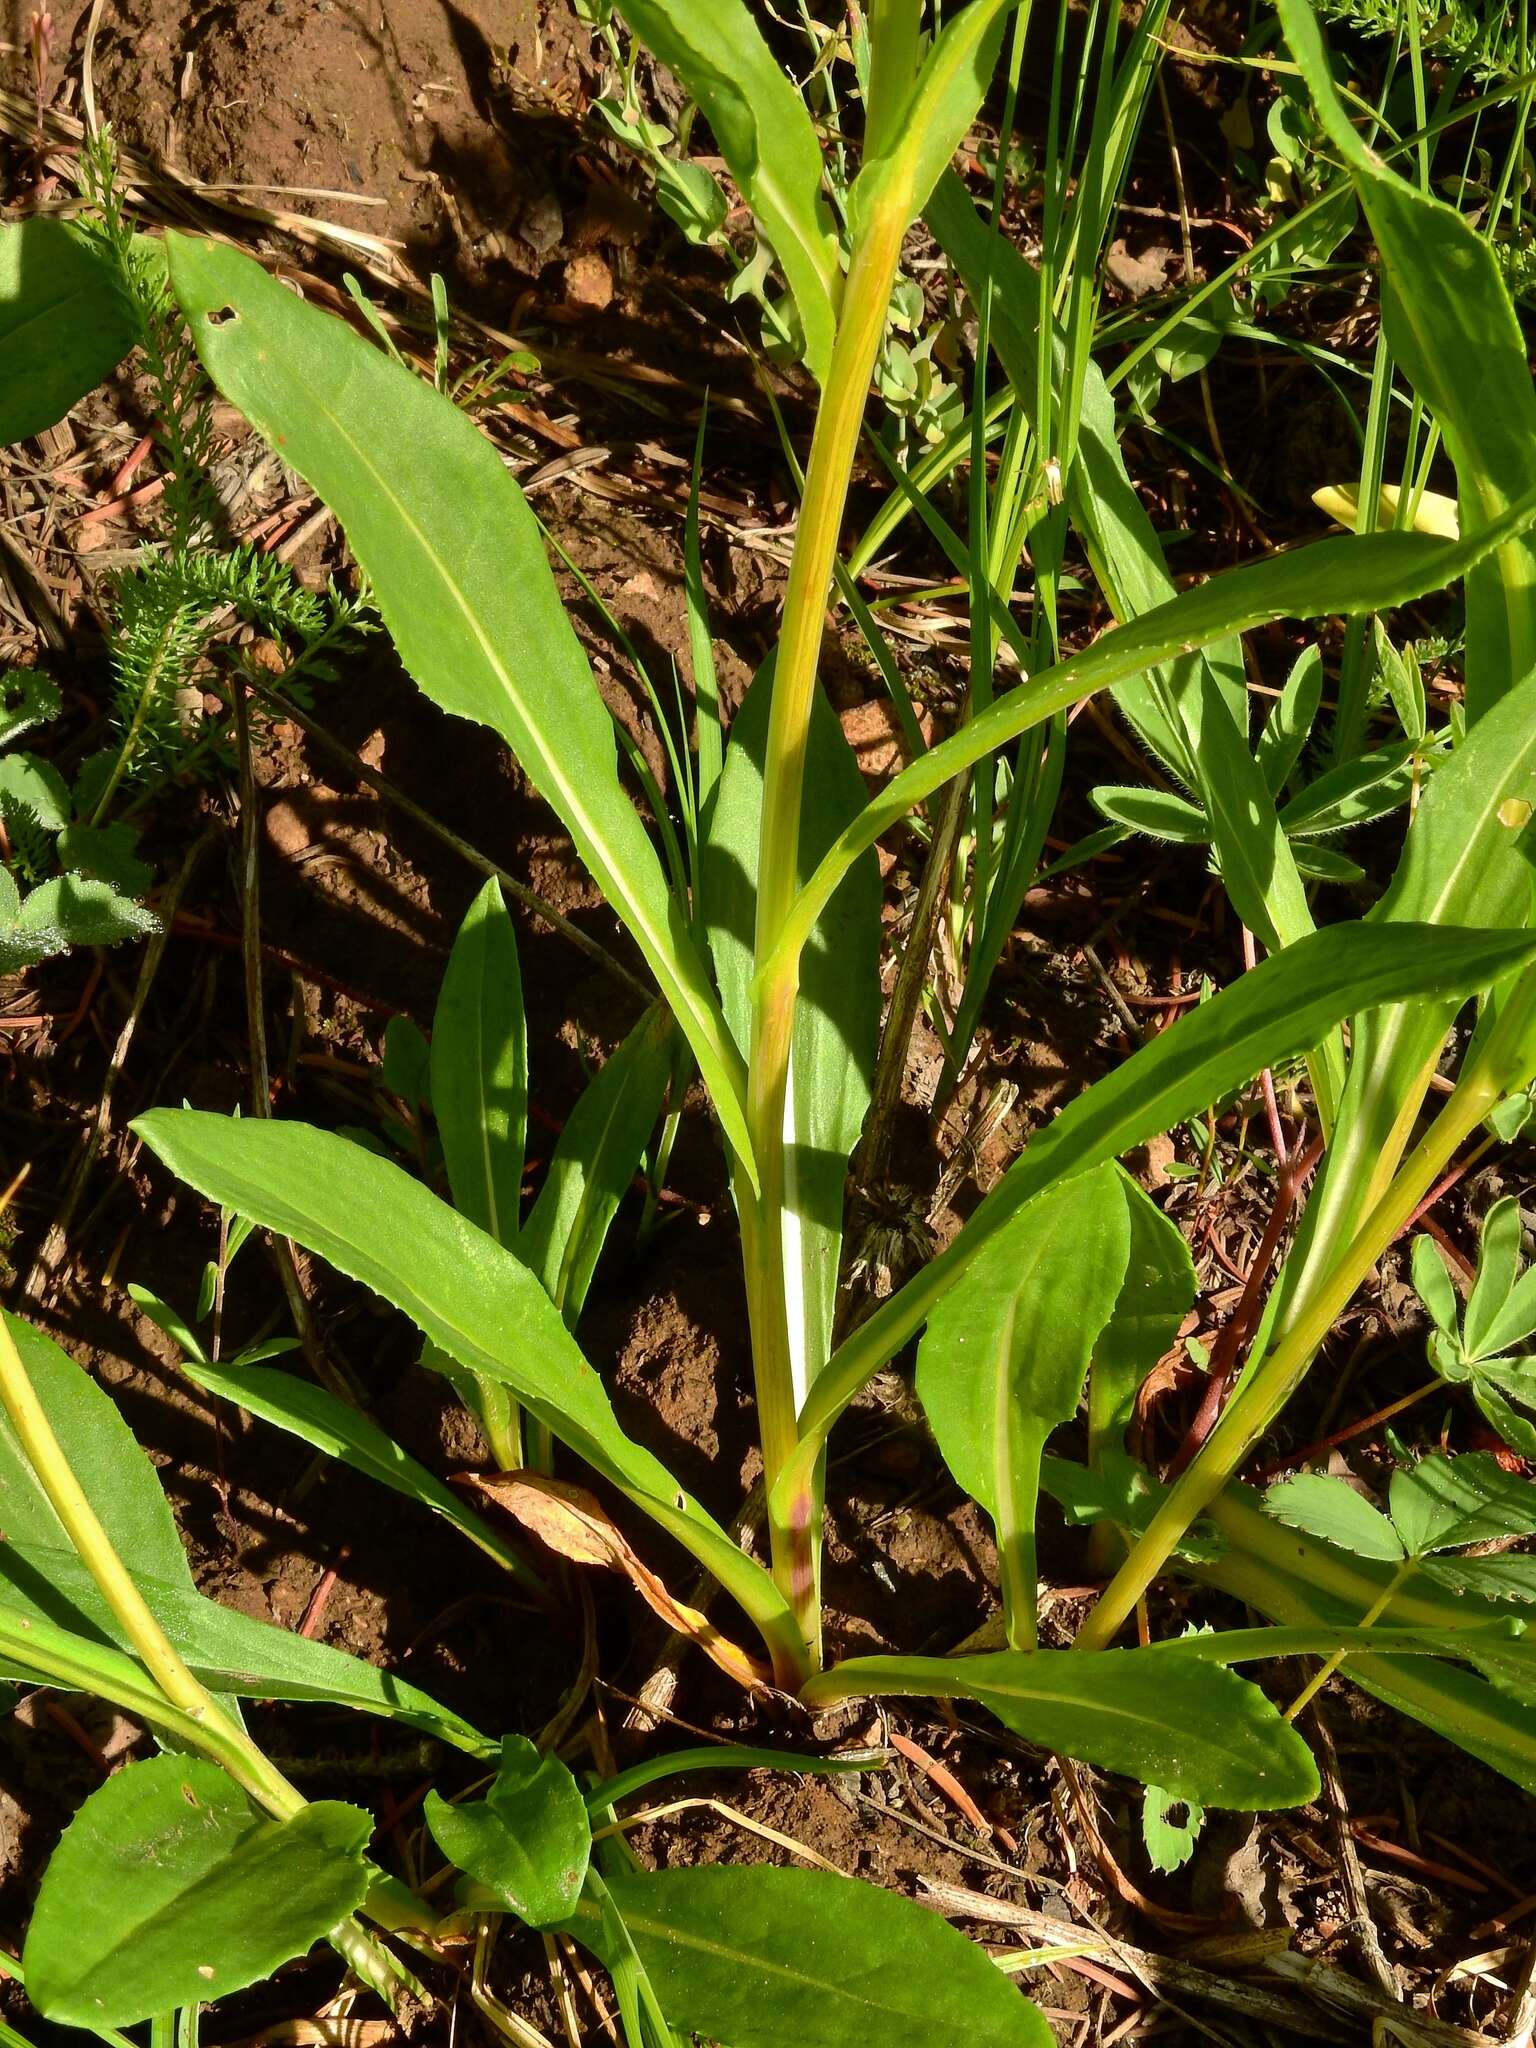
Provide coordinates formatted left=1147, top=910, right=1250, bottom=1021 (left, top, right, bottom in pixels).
left=238, top=666, right=651, bottom=1005
left=1310, top=1703, right=1400, bottom=2004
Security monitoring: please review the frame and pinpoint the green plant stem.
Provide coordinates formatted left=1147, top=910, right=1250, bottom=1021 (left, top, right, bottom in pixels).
left=1282, top=1557, right=1410, bottom=1721
left=1074, top=969, right=1536, bottom=1651
left=745, top=195, right=913, bottom=1679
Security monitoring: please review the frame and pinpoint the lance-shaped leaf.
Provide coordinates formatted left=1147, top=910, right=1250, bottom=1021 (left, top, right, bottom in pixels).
left=1088, top=1171, right=1196, bottom=1460
left=0, top=1312, right=490, bottom=1752
left=917, top=1163, right=1129, bottom=1647
left=433, top=877, right=527, bottom=1246
left=803, top=1645, right=1319, bottom=1808
left=781, top=917, right=1536, bottom=1514
left=165, top=233, right=756, bottom=1187
left=704, top=662, right=879, bottom=1402
left=770, top=481, right=1536, bottom=974
left=24, top=1757, right=371, bottom=2027
left=131, top=1112, right=799, bottom=1667
left=519, top=1001, right=677, bottom=1325
left=427, top=1735, right=590, bottom=1927
left=614, top=0, right=839, bottom=381
left=0, top=218, right=138, bottom=446
left=164, top=1350, right=541, bottom=1590
left=564, top=1864, right=1052, bottom=2048
left=431, top=877, right=528, bottom=1461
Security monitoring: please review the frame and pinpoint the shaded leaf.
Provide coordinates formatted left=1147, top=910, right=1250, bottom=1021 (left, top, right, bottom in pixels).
left=916, top=1164, right=1129, bottom=1645
left=431, top=877, right=526, bottom=1246
left=0, top=219, right=138, bottom=446
left=24, top=1757, right=370, bottom=2028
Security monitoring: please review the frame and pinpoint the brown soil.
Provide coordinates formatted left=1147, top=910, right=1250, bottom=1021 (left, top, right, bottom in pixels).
left=1, top=7, right=1534, bottom=2046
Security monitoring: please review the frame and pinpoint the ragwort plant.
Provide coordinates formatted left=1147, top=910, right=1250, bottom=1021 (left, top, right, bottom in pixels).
left=6, top=0, right=1536, bottom=2036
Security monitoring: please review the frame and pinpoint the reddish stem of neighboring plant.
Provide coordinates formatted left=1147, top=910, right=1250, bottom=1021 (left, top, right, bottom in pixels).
left=1166, top=1132, right=1324, bottom=1478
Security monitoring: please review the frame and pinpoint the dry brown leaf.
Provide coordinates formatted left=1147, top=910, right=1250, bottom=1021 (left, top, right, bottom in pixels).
left=459, top=1470, right=773, bottom=1695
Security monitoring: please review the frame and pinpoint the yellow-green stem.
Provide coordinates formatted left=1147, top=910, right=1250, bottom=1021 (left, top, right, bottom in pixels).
left=1075, top=974, right=1536, bottom=1652
left=1282, top=1558, right=1410, bottom=1721
left=745, top=198, right=913, bottom=1674
left=0, top=1313, right=305, bottom=1818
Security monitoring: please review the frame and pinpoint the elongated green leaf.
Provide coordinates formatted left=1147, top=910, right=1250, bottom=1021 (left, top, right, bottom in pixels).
left=1278, top=740, right=1422, bottom=839
left=171, top=1355, right=539, bottom=1587
left=1278, top=0, right=1536, bottom=719
left=0, top=1312, right=489, bottom=1751
left=1258, top=646, right=1324, bottom=798
left=1193, top=1492, right=1536, bottom=1793
left=804, top=1646, right=1319, bottom=1807
left=131, top=1112, right=798, bottom=1662
left=1263, top=1473, right=1403, bottom=1561
left=1091, top=785, right=1209, bottom=844
left=1275, top=667, right=1536, bottom=1328
left=0, top=219, right=138, bottom=445
left=924, top=172, right=1324, bottom=998
left=432, top=878, right=526, bottom=1245
left=851, top=0, right=1020, bottom=236
left=784, top=919, right=1536, bottom=1504
left=613, top=0, right=839, bottom=381
left=519, top=1002, right=676, bottom=1324
left=567, top=1865, right=1051, bottom=2048
left=427, top=1736, right=590, bottom=1926
left=1466, top=1197, right=1522, bottom=1357
left=1088, top=1172, right=1197, bottom=1455
left=777, top=484, right=1536, bottom=969
left=165, top=234, right=755, bottom=1187
left=917, top=1164, right=1128, bottom=1645
left=24, top=1757, right=370, bottom=2027
left=704, top=662, right=879, bottom=1399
